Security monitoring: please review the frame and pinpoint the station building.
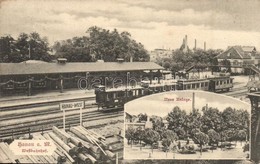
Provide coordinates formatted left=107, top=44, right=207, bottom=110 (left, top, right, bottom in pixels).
left=0, top=59, right=163, bottom=96
left=217, top=46, right=260, bottom=73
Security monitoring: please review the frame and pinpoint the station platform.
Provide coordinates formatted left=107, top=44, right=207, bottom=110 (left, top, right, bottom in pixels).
left=232, top=75, right=249, bottom=89
left=0, top=89, right=95, bottom=109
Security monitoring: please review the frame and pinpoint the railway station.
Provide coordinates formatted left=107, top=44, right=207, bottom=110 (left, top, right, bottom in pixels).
left=0, top=59, right=163, bottom=96
left=0, top=59, right=253, bottom=163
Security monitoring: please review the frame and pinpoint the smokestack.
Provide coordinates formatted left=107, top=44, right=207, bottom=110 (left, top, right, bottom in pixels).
left=185, top=35, right=188, bottom=50
left=194, top=39, right=197, bottom=50
left=204, top=42, right=206, bottom=51
left=192, top=92, right=195, bottom=113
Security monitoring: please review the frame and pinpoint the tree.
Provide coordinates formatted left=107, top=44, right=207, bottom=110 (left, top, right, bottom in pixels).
left=53, top=36, right=93, bottom=62
left=186, top=109, right=202, bottom=136
left=133, top=127, right=145, bottom=144
left=237, top=129, right=247, bottom=145
left=162, top=130, right=178, bottom=142
left=194, top=131, right=209, bottom=155
left=125, top=126, right=135, bottom=146
left=138, top=113, right=148, bottom=122
left=207, top=129, right=220, bottom=148
left=27, top=32, right=52, bottom=61
left=222, top=107, right=240, bottom=130
left=211, top=57, right=220, bottom=72
left=172, top=49, right=193, bottom=69
left=86, top=26, right=149, bottom=62
left=162, top=138, right=171, bottom=153
left=150, top=115, right=164, bottom=132
left=175, top=127, right=186, bottom=140
left=201, top=107, right=222, bottom=133
left=221, top=59, right=231, bottom=73
left=143, top=129, right=160, bottom=153
left=166, top=106, right=187, bottom=131
left=0, top=35, right=16, bottom=62
left=53, top=26, right=150, bottom=62
left=0, top=32, right=52, bottom=63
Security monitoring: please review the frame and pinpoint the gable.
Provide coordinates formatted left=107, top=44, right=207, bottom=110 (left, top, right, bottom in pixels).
left=218, top=47, right=243, bottom=59
left=217, top=46, right=251, bottom=59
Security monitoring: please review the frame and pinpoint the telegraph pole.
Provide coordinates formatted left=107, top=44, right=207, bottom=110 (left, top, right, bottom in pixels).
left=28, top=43, right=31, bottom=59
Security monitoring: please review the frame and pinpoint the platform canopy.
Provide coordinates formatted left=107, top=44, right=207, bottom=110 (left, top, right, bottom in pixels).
left=0, top=62, right=163, bottom=76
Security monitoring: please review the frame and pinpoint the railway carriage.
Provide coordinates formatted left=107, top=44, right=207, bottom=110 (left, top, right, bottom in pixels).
left=177, top=79, right=210, bottom=91
left=95, top=74, right=234, bottom=110
left=95, top=85, right=145, bottom=110
left=208, top=76, right=233, bottom=92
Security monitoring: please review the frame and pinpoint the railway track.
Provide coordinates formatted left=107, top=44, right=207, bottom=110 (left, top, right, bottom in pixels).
left=0, top=96, right=95, bottom=111
left=0, top=95, right=123, bottom=140
left=224, top=89, right=249, bottom=97
left=220, top=86, right=249, bottom=97
left=0, top=110, right=123, bottom=139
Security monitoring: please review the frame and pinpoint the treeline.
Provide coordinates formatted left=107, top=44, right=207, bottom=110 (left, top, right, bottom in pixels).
left=156, top=49, right=224, bottom=72
left=126, top=106, right=249, bottom=153
left=53, top=26, right=150, bottom=62
left=0, top=26, right=150, bottom=63
left=166, top=106, right=249, bottom=144
left=0, top=33, right=52, bottom=63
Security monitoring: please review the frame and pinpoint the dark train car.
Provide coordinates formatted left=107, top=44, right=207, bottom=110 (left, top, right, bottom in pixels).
left=177, top=79, right=210, bottom=91
left=95, top=85, right=145, bottom=110
left=140, top=80, right=177, bottom=94
left=208, top=76, right=233, bottom=92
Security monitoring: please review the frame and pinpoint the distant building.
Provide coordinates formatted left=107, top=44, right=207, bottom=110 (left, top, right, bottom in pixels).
left=125, top=114, right=153, bottom=130
left=149, top=48, right=173, bottom=62
left=179, top=35, right=207, bottom=52
left=217, top=46, right=260, bottom=73
left=180, top=35, right=189, bottom=53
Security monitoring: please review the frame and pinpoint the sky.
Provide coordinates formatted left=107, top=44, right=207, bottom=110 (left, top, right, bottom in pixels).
left=0, top=0, right=260, bottom=51
left=125, top=90, right=250, bottom=117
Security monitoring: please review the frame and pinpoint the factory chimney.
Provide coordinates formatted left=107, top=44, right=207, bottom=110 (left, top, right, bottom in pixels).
left=204, top=42, right=206, bottom=51
left=185, top=35, right=188, bottom=51
left=192, top=92, right=195, bottom=113
left=194, top=39, right=197, bottom=50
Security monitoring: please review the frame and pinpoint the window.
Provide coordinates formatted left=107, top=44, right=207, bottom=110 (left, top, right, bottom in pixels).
left=220, top=81, right=222, bottom=85
left=192, top=84, right=195, bottom=89
left=201, top=83, right=204, bottom=87
left=205, top=82, right=208, bottom=87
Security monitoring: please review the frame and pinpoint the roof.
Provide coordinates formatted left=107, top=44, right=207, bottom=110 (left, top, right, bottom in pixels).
left=217, top=46, right=252, bottom=59
left=241, top=46, right=256, bottom=52
left=0, top=62, right=163, bottom=76
left=125, top=112, right=132, bottom=119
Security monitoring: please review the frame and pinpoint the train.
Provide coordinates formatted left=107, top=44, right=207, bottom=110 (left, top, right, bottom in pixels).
left=95, top=74, right=234, bottom=110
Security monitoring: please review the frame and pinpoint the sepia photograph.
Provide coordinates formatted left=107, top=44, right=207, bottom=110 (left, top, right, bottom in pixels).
left=0, top=0, right=259, bottom=163
left=124, top=91, right=250, bottom=159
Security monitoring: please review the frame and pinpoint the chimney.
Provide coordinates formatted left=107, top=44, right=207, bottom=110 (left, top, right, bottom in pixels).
left=194, top=39, right=197, bottom=50
left=204, top=42, right=206, bottom=51
left=185, top=35, right=188, bottom=50
left=192, top=92, right=195, bottom=113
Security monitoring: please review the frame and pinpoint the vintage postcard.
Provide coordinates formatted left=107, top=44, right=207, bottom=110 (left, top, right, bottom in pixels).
left=0, top=0, right=259, bottom=163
